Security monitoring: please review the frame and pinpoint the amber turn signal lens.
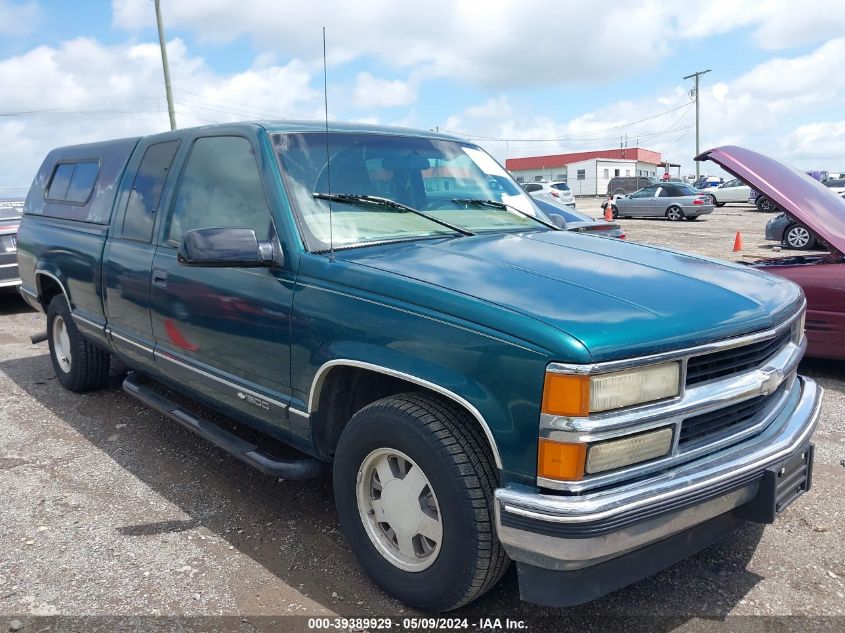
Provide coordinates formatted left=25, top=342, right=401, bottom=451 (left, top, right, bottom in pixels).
left=537, top=438, right=587, bottom=481
left=542, top=373, right=590, bottom=417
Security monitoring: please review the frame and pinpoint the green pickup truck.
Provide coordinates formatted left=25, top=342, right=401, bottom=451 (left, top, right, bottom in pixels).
left=17, top=122, right=820, bottom=611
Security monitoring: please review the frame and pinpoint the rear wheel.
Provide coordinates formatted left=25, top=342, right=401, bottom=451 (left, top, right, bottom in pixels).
left=47, top=295, right=110, bottom=392
left=711, top=196, right=725, bottom=207
left=333, top=393, right=508, bottom=611
left=783, top=224, right=814, bottom=250
left=611, top=205, right=619, bottom=219
left=666, top=206, right=685, bottom=221
left=757, top=196, right=777, bottom=213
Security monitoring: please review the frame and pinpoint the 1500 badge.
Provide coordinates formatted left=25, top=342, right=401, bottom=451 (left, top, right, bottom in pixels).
left=237, top=391, right=271, bottom=410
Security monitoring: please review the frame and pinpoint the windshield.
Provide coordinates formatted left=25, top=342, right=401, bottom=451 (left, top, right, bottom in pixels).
left=273, top=132, right=545, bottom=250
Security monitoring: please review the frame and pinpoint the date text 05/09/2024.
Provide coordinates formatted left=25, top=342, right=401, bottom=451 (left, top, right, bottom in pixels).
left=307, top=617, right=528, bottom=630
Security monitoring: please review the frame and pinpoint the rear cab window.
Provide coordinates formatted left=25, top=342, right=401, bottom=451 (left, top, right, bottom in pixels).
left=25, top=137, right=140, bottom=224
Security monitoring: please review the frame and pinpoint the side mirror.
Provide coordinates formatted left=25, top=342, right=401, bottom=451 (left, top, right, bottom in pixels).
left=177, top=227, right=278, bottom=268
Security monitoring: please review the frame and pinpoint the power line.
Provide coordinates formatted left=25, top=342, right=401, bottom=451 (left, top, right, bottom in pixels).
left=441, top=102, right=693, bottom=142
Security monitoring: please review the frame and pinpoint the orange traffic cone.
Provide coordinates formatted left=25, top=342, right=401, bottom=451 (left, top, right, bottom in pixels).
left=733, top=231, right=743, bottom=252
left=604, top=198, right=613, bottom=222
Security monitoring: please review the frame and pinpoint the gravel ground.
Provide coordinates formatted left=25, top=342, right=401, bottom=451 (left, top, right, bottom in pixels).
left=0, top=202, right=843, bottom=632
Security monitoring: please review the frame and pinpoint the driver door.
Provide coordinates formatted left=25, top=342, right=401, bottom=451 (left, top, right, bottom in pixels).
left=149, top=133, right=296, bottom=432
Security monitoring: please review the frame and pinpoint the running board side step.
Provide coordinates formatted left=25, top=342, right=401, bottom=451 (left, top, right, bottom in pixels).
left=122, top=373, right=324, bottom=480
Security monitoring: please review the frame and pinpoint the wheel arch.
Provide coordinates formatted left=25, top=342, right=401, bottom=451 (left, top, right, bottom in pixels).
left=308, top=359, right=503, bottom=470
left=35, top=269, right=70, bottom=311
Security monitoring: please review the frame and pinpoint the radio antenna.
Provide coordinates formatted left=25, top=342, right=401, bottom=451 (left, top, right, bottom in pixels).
left=322, top=26, right=334, bottom=260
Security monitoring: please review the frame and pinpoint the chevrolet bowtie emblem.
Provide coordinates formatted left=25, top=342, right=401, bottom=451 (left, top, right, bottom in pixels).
left=759, top=369, right=781, bottom=395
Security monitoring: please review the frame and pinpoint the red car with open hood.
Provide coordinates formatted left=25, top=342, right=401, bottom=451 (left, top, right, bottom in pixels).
left=698, top=146, right=845, bottom=360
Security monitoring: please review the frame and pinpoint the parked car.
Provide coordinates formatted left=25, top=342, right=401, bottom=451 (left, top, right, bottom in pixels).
left=603, top=183, right=715, bottom=221
left=19, top=123, right=819, bottom=610
left=0, top=200, right=23, bottom=292
left=805, top=170, right=829, bottom=182
left=765, top=213, right=819, bottom=250
left=823, top=178, right=845, bottom=195
left=521, top=180, right=575, bottom=206
left=699, top=145, right=844, bottom=359
left=531, top=195, right=624, bottom=239
left=693, top=175, right=723, bottom=189
left=606, top=175, right=655, bottom=196
left=755, top=194, right=780, bottom=213
left=701, top=178, right=752, bottom=207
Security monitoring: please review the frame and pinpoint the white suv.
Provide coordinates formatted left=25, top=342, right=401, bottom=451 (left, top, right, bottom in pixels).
left=522, top=180, right=575, bottom=207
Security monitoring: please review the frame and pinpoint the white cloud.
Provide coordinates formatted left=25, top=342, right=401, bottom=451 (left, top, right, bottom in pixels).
left=444, top=37, right=845, bottom=175
left=353, top=72, right=417, bottom=109
left=110, top=0, right=845, bottom=92
left=0, top=37, right=322, bottom=195
left=781, top=120, right=845, bottom=164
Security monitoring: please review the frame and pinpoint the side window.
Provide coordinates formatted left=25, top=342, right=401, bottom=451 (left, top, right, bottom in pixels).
left=523, top=183, right=542, bottom=192
left=122, top=141, right=180, bottom=242
left=47, top=161, right=100, bottom=203
left=65, top=161, right=100, bottom=203
left=659, top=187, right=674, bottom=197
left=47, top=163, right=75, bottom=200
left=167, top=136, right=273, bottom=244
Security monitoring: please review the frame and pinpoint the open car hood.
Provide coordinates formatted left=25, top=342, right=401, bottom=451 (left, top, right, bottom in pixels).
left=697, top=146, right=845, bottom=256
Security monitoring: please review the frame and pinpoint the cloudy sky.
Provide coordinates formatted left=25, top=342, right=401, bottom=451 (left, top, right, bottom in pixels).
left=1, top=0, right=844, bottom=197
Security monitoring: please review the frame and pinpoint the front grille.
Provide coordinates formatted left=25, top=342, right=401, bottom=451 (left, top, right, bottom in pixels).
left=679, top=385, right=784, bottom=446
left=685, top=329, right=791, bottom=386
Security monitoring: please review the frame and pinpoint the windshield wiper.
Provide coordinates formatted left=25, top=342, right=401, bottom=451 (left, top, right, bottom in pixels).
left=313, top=192, right=474, bottom=236
left=452, top=198, right=560, bottom=231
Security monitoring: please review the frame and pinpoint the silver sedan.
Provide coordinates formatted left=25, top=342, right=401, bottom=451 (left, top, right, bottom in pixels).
left=604, top=183, right=715, bottom=221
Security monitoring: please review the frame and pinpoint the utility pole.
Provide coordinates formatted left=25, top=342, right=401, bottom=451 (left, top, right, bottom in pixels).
left=154, top=0, right=177, bottom=130
left=683, top=69, right=710, bottom=178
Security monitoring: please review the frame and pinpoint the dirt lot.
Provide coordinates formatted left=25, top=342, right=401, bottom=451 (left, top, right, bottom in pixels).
left=1, top=202, right=843, bottom=632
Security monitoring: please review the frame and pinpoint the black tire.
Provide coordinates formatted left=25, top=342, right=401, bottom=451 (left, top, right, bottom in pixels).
left=46, top=295, right=110, bottom=392
left=757, top=196, right=777, bottom=213
left=666, top=205, right=685, bottom=221
left=333, top=393, right=508, bottom=611
left=710, top=195, right=724, bottom=207
left=783, top=224, right=815, bottom=250
left=610, top=205, right=619, bottom=219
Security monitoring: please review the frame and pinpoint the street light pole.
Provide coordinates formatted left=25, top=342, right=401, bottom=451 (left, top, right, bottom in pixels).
left=683, top=69, right=710, bottom=179
left=154, top=0, right=177, bottom=130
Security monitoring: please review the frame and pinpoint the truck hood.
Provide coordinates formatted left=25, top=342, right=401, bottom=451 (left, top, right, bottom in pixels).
left=339, top=231, right=802, bottom=361
left=697, top=145, right=845, bottom=257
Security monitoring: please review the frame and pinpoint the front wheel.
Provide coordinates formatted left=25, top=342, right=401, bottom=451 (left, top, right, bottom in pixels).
left=784, top=224, right=814, bottom=250
left=333, top=393, right=508, bottom=611
left=666, top=205, right=685, bottom=221
left=47, top=295, right=110, bottom=392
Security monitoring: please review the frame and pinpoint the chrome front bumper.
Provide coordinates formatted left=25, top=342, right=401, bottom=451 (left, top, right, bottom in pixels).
left=495, top=375, right=822, bottom=571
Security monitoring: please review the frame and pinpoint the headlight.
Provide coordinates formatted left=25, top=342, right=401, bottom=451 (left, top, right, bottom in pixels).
left=542, top=361, right=681, bottom=418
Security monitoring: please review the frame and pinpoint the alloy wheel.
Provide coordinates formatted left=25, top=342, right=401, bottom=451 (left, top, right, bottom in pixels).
left=356, top=448, right=443, bottom=572
left=52, top=315, right=72, bottom=373
left=786, top=226, right=810, bottom=249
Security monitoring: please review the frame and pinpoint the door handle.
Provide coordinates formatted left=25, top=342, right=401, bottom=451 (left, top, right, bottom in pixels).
left=152, top=268, right=168, bottom=288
